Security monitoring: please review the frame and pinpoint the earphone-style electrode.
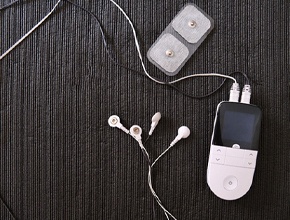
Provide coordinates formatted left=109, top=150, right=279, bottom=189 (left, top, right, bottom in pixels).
left=108, top=113, right=191, bottom=220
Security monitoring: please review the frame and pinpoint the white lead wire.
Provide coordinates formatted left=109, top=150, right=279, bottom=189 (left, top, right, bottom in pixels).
left=0, top=0, right=62, bottom=61
left=108, top=0, right=164, bottom=84
left=1, top=1, right=234, bottom=219
left=1, top=0, right=237, bottom=86
left=138, top=141, right=177, bottom=219
left=148, top=166, right=177, bottom=220
left=169, top=73, right=237, bottom=84
left=151, top=145, right=174, bottom=168
left=109, top=0, right=237, bottom=85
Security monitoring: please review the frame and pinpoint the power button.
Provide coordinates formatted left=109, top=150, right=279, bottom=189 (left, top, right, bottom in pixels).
left=223, top=176, right=238, bottom=191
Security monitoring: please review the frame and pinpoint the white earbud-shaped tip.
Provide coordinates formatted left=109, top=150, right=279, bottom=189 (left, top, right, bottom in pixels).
left=130, top=125, right=142, bottom=141
left=151, top=112, right=161, bottom=123
left=149, top=112, right=161, bottom=136
left=177, top=126, right=190, bottom=139
left=170, top=126, right=191, bottom=147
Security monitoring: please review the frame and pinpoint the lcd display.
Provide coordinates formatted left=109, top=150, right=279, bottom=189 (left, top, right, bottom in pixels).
left=222, top=111, right=255, bottom=144
left=212, top=102, right=262, bottom=150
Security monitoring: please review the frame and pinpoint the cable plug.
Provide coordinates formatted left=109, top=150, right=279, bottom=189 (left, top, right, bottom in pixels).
left=229, top=83, right=240, bottom=102
left=240, top=85, right=251, bottom=104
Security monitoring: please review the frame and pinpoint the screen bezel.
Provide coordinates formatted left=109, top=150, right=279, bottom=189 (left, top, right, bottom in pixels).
left=212, top=102, right=262, bottom=150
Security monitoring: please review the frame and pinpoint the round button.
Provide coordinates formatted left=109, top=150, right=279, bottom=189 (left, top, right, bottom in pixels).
left=232, top=144, right=240, bottom=149
left=223, top=176, right=238, bottom=191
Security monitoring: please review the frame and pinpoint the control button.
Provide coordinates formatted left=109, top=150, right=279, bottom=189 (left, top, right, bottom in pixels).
left=210, top=155, right=225, bottom=165
left=232, top=144, right=240, bottom=149
left=244, top=159, right=256, bottom=168
left=224, top=156, right=244, bottom=167
left=244, top=150, right=258, bottom=159
left=211, top=145, right=226, bottom=155
left=223, top=176, right=238, bottom=191
left=226, top=148, right=245, bottom=158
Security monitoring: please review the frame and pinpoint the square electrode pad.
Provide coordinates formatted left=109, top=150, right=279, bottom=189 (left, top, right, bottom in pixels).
left=147, top=3, right=214, bottom=76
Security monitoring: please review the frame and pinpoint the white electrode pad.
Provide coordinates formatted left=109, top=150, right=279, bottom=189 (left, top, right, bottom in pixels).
left=147, top=3, right=214, bottom=76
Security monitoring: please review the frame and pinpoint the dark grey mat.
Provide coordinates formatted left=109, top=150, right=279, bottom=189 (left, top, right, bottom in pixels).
left=0, top=0, right=289, bottom=219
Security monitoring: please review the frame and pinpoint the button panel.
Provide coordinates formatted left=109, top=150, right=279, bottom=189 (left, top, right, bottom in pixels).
left=210, top=155, right=225, bottom=165
left=223, top=176, right=238, bottom=191
left=210, top=145, right=257, bottom=169
left=243, top=159, right=256, bottom=168
left=211, top=145, right=226, bottom=155
left=224, top=156, right=244, bottom=167
left=244, top=150, right=258, bottom=159
left=226, top=148, right=245, bottom=158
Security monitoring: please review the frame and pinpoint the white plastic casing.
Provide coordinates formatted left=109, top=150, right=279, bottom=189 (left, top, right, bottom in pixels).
left=240, top=85, right=252, bottom=104
left=207, top=145, right=257, bottom=200
left=229, top=83, right=240, bottom=102
left=207, top=102, right=259, bottom=200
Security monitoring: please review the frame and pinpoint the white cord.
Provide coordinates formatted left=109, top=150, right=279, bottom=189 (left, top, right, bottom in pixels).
left=169, top=73, right=236, bottom=84
left=109, top=0, right=237, bottom=86
left=137, top=140, right=150, bottom=162
left=0, top=0, right=62, bottom=61
left=148, top=166, right=175, bottom=220
left=148, top=166, right=177, bottom=220
left=1, top=0, right=237, bottom=87
left=152, top=145, right=174, bottom=167
left=137, top=141, right=177, bottom=220
left=149, top=143, right=188, bottom=218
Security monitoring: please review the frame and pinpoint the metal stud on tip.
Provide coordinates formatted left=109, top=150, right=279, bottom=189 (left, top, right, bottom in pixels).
left=166, top=49, right=174, bottom=57
left=111, top=117, right=118, bottom=125
left=133, top=127, right=140, bottom=134
left=188, top=20, right=197, bottom=28
left=108, top=115, right=120, bottom=127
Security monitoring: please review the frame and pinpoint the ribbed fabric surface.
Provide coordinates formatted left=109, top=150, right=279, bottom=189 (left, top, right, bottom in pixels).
left=0, top=0, right=289, bottom=219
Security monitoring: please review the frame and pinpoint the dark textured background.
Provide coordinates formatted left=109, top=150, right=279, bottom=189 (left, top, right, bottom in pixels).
left=0, top=0, right=289, bottom=219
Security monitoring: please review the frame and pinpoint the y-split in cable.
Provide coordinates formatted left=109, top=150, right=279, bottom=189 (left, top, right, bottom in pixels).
left=108, top=114, right=191, bottom=219
left=0, top=1, right=253, bottom=219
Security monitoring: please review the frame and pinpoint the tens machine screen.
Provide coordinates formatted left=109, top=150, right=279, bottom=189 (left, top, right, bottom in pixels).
left=213, top=102, right=262, bottom=150
left=222, top=111, right=255, bottom=144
